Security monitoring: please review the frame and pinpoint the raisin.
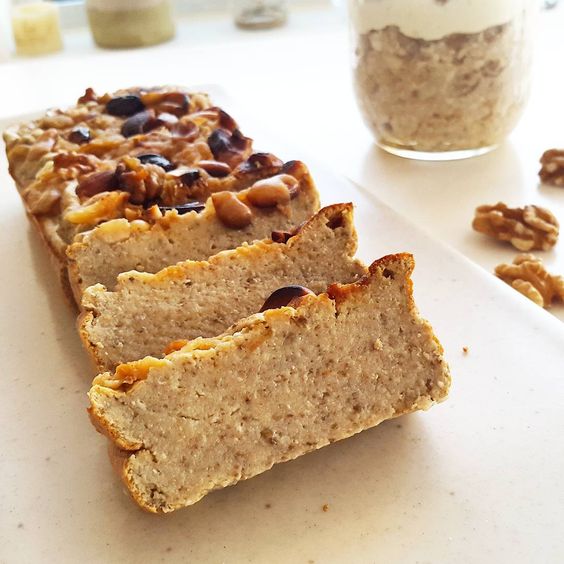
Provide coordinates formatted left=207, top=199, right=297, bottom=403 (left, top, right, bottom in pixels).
left=106, top=94, right=145, bottom=117
left=259, top=286, right=315, bottom=312
left=137, top=153, right=175, bottom=171
left=68, top=126, right=91, bottom=144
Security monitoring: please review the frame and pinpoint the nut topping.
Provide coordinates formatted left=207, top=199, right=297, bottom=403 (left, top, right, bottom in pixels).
left=159, top=202, right=205, bottom=215
left=78, top=87, right=97, bottom=104
left=137, top=153, right=175, bottom=172
left=199, top=160, right=231, bottom=178
left=235, top=152, right=284, bottom=177
left=259, top=285, right=315, bottom=312
left=495, top=254, right=564, bottom=308
left=246, top=174, right=299, bottom=208
left=68, top=126, right=91, bottom=145
left=142, top=91, right=190, bottom=117
left=472, top=202, right=559, bottom=251
left=121, top=110, right=155, bottom=138
left=539, top=149, right=564, bottom=187
left=106, top=94, right=145, bottom=117
left=76, top=170, right=118, bottom=199
left=211, top=191, right=252, bottom=228
left=271, top=230, right=293, bottom=243
left=217, top=108, right=238, bottom=131
left=207, top=128, right=252, bottom=167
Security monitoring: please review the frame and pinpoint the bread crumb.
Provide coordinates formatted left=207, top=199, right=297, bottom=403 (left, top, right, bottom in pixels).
left=373, top=339, right=383, bottom=351
left=462, top=346, right=469, bottom=355
left=322, top=503, right=329, bottom=512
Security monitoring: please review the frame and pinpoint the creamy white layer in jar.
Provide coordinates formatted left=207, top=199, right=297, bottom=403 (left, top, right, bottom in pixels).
left=350, top=0, right=532, bottom=40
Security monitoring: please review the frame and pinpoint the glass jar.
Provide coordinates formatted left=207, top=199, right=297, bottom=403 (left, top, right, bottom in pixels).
left=86, top=0, right=175, bottom=49
left=233, top=0, right=288, bottom=30
left=350, top=0, right=536, bottom=160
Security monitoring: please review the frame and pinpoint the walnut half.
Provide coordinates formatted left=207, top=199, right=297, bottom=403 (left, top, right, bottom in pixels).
left=472, top=202, right=559, bottom=251
left=539, top=149, right=564, bottom=187
left=495, top=254, right=564, bottom=308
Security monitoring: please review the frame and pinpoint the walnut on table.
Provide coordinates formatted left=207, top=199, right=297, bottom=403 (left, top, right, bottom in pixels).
left=539, top=149, right=564, bottom=187
left=472, top=202, right=559, bottom=251
left=495, top=254, right=564, bottom=308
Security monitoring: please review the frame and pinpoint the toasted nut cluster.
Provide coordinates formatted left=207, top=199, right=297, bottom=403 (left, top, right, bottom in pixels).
left=211, top=191, right=252, bottom=228
left=495, top=254, right=564, bottom=308
left=539, top=149, right=564, bottom=187
left=472, top=202, right=559, bottom=251
left=246, top=174, right=299, bottom=208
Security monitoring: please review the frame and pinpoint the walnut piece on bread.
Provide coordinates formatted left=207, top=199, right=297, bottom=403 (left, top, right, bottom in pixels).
left=539, top=149, right=564, bottom=187
left=472, top=202, right=559, bottom=251
left=495, top=253, right=564, bottom=308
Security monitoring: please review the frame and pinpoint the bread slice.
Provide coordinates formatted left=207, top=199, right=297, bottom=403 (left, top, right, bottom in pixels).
left=79, top=203, right=366, bottom=371
left=67, top=162, right=319, bottom=299
left=88, top=253, right=451, bottom=514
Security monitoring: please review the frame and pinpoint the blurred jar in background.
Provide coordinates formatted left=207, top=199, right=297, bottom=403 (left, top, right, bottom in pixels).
left=12, top=1, right=63, bottom=56
left=350, top=0, right=536, bottom=160
left=234, top=0, right=288, bottom=29
left=86, top=0, right=175, bottom=49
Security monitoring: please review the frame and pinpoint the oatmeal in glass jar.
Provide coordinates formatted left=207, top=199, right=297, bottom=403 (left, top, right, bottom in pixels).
left=350, top=0, right=536, bottom=160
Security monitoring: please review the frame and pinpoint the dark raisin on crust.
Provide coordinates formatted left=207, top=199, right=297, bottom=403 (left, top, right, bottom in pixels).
left=207, top=129, right=252, bottom=165
left=137, top=154, right=175, bottom=171
left=259, top=286, right=315, bottom=312
left=68, top=126, right=91, bottom=144
left=159, top=202, right=205, bottom=215
left=106, top=94, right=146, bottom=117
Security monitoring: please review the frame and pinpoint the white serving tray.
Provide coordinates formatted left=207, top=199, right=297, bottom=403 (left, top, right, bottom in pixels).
left=1, top=96, right=563, bottom=563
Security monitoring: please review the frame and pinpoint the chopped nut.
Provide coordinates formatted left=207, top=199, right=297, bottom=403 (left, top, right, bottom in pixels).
left=246, top=174, right=299, bottom=208
left=462, top=346, right=469, bottom=354
left=76, top=170, right=118, bottom=200
left=472, top=202, right=559, bottom=251
left=198, top=160, right=231, bottom=178
left=539, top=149, right=564, bottom=187
left=211, top=191, right=252, bottom=229
left=322, top=504, right=329, bottom=512
left=95, top=218, right=132, bottom=244
left=64, top=192, right=128, bottom=226
left=207, top=128, right=252, bottom=168
left=495, top=253, right=564, bottom=308
left=164, top=340, right=189, bottom=355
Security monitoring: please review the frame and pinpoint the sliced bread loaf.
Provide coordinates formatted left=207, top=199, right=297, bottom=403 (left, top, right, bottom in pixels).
left=88, top=253, right=451, bottom=513
left=79, top=203, right=366, bottom=371
left=67, top=161, right=319, bottom=299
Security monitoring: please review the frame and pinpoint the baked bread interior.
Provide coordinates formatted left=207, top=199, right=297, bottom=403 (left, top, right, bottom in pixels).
left=80, top=203, right=366, bottom=371
left=88, top=253, right=451, bottom=513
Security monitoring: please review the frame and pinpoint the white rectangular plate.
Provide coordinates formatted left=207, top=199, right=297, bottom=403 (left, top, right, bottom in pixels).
left=1, top=91, right=563, bottom=564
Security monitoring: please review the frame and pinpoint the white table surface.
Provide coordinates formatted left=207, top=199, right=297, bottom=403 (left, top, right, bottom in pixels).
left=0, top=3, right=562, bottom=320
left=1, top=6, right=564, bottom=563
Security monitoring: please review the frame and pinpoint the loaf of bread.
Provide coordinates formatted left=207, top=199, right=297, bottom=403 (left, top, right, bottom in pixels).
left=67, top=161, right=319, bottom=299
left=79, top=203, right=366, bottom=371
left=3, top=86, right=320, bottom=301
left=88, top=253, right=451, bottom=513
